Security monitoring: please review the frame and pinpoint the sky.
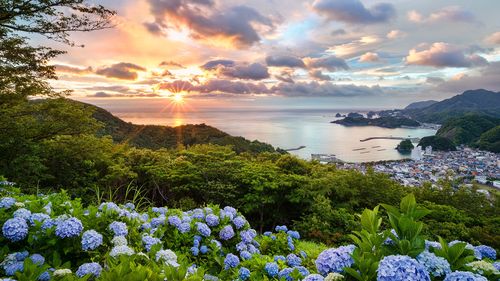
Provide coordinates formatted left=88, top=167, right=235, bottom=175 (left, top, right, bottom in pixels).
left=46, top=0, right=500, bottom=109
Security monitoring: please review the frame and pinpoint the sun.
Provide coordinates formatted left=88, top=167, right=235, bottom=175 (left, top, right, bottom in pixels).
left=172, top=93, right=184, bottom=103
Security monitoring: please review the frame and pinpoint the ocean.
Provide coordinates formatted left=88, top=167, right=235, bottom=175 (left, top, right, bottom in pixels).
left=95, top=102, right=436, bottom=163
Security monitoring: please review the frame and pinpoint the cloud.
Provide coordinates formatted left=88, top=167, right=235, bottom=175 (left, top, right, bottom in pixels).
left=485, top=32, right=500, bottom=45
left=201, top=60, right=270, bottom=80
left=359, top=52, right=379, bottom=62
left=201, top=60, right=236, bottom=70
left=266, top=55, right=305, bottom=68
left=312, top=0, right=396, bottom=24
left=386, top=29, right=406, bottom=39
left=327, top=35, right=382, bottom=58
left=54, top=64, right=93, bottom=75
left=331, top=28, right=347, bottom=36
left=95, top=62, right=146, bottom=80
left=271, top=81, right=385, bottom=97
left=434, top=61, right=500, bottom=93
left=406, top=42, right=488, bottom=68
left=145, top=0, right=274, bottom=48
left=408, top=6, right=476, bottom=24
left=305, top=55, right=349, bottom=71
left=196, top=79, right=270, bottom=94
left=309, top=70, right=332, bottom=81
left=426, top=77, right=445, bottom=85
left=159, top=61, right=185, bottom=68
left=88, top=91, right=113, bottom=98
left=275, top=72, right=295, bottom=83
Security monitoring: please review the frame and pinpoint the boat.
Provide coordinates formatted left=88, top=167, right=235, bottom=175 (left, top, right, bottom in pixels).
left=353, top=148, right=366, bottom=151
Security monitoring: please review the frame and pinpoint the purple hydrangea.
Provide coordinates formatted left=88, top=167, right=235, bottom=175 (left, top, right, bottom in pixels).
left=220, top=225, right=235, bottom=240
left=316, top=245, right=356, bottom=275
left=265, top=262, right=279, bottom=277
left=223, top=206, right=237, bottom=218
left=76, top=262, right=102, bottom=278
left=224, top=253, right=240, bottom=270
left=109, top=221, right=128, bottom=237
left=109, top=245, right=134, bottom=257
left=443, top=271, right=488, bottom=281
left=152, top=207, right=168, bottom=215
left=82, top=230, right=103, bottom=251
left=55, top=217, right=83, bottom=238
left=2, top=217, right=29, bottom=242
left=377, top=255, right=430, bottom=281
left=151, top=216, right=166, bottom=228
left=295, top=266, right=310, bottom=277
left=205, top=214, right=219, bottom=227
left=196, top=222, right=211, bottom=237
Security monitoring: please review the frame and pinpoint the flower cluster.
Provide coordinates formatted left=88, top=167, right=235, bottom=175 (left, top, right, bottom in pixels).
left=474, top=245, right=496, bottom=260
left=81, top=230, right=103, bottom=251
left=377, top=255, right=430, bottom=281
left=315, top=245, right=355, bottom=275
left=443, top=271, right=488, bottom=281
left=416, top=250, right=451, bottom=277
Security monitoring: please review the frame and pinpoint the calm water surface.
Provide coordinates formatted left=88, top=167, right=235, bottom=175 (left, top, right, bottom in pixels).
left=112, top=108, right=436, bottom=163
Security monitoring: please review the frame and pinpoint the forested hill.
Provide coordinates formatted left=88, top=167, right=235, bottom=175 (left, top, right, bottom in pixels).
left=75, top=100, right=280, bottom=154
left=405, top=89, right=500, bottom=123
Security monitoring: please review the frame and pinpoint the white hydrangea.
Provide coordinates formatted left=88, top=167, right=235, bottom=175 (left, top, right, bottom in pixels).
left=14, top=202, right=25, bottom=208
left=155, top=249, right=179, bottom=267
left=53, top=269, right=72, bottom=276
left=111, top=236, right=128, bottom=246
left=110, top=245, right=135, bottom=258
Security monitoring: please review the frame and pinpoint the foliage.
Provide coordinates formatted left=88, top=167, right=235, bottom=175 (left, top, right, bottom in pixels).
left=332, top=116, right=420, bottom=128
left=431, top=237, right=476, bottom=271
left=396, top=139, right=414, bottom=153
left=418, top=136, right=456, bottom=151
left=477, top=125, right=500, bottom=153
left=436, top=114, right=499, bottom=147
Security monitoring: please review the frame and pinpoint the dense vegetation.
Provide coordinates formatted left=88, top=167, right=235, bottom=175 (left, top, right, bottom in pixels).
left=477, top=126, right=500, bottom=153
left=332, top=116, right=420, bottom=128
left=396, top=139, right=414, bottom=153
left=418, top=136, right=456, bottom=151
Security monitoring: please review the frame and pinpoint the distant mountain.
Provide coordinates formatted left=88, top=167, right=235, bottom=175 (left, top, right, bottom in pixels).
left=405, top=89, right=500, bottom=123
left=404, top=100, right=438, bottom=110
left=80, top=101, right=281, bottom=154
left=436, top=114, right=500, bottom=146
left=332, top=116, right=420, bottom=128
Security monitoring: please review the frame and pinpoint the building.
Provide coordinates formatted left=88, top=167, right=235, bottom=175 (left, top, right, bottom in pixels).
left=411, top=146, right=423, bottom=161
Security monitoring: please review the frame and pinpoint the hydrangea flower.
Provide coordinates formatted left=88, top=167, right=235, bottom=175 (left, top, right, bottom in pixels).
left=324, top=273, right=344, bottom=281
left=55, top=217, right=83, bottom=238
left=416, top=251, right=451, bottom=277
left=111, top=235, right=128, bottom=246
left=263, top=231, right=272, bottom=236
left=474, top=245, right=496, bottom=260
left=274, top=255, right=286, bottom=262
left=220, top=225, right=235, bottom=240
left=275, top=225, right=288, bottom=232
left=377, top=255, right=430, bottom=281
left=278, top=268, right=294, bottom=281
left=233, top=216, right=246, bottom=229
left=4, top=261, right=24, bottom=276
left=224, top=253, right=240, bottom=270
left=124, top=202, right=135, bottom=210
left=204, top=274, right=219, bottom=281
left=151, top=216, right=165, bottom=228
left=265, top=262, right=279, bottom=277
left=178, top=222, right=191, bottom=233
left=168, top=215, right=182, bottom=228
left=240, top=229, right=256, bottom=243
left=76, top=263, right=102, bottom=278
left=0, top=197, right=16, bottom=209
left=196, top=222, right=211, bottom=237
left=29, top=213, right=50, bottom=226
left=248, top=244, right=260, bottom=254
left=236, top=242, right=247, bottom=252
left=286, top=254, right=302, bottom=267
left=142, top=235, right=162, bottom=252
left=205, top=214, right=219, bottom=227
left=109, top=245, right=135, bottom=257
left=152, top=207, right=168, bottom=215
left=316, top=245, right=355, bottom=275
left=38, top=271, right=50, bottom=281
left=287, top=230, right=300, bottom=240
left=29, top=254, right=45, bottom=265
left=99, top=202, right=120, bottom=213
left=53, top=269, right=72, bottom=277
left=109, top=221, right=128, bottom=236
left=2, top=217, right=29, bottom=242
left=443, top=271, right=488, bottom=281
left=82, top=230, right=103, bottom=251
left=383, top=229, right=399, bottom=245
left=191, top=208, right=205, bottom=220
left=304, top=274, right=325, bottom=281
left=200, top=245, right=208, bottom=254
left=223, top=206, right=237, bottom=218
left=156, top=249, right=179, bottom=267
left=13, top=208, right=31, bottom=220
left=191, top=246, right=199, bottom=256
left=295, top=266, right=310, bottom=277
left=466, top=260, right=498, bottom=275
left=425, top=240, right=442, bottom=251
left=240, top=250, right=252, bottom=260
left=493, top=261, right=500, bottom=271
left=239, top=267, right=251, bottom=280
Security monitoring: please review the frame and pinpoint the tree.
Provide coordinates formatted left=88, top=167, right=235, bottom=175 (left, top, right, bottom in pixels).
left=396, top=139, right=414, bottom=153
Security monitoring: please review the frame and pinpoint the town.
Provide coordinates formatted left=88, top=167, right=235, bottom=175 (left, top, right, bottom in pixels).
left=335, top=146, right=500, bottom=190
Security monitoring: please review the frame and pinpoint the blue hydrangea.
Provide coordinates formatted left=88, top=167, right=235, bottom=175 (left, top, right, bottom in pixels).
left=304, top=274, right=325, bottom=281
left=152, top=207, right=168, bottom=215
left=168, top=215, right=182, bottom=228
left=76, top=262, right=102, bottom=278
left=240, top=229, right=256, bottom=243
left=13, top=208, right=31, bottom=220
left=109, top=221, right=128, bottom=236
left=274, top=255, right=286, bottom=262
left=151, top=216, right=165, bottom=228
left=286, top=253, right=302, bottom=267
left=3, top=217, right=29, bottom=242
left=239, top=267, right=251, bottom=280
left=493, top=261, right=500, bottom=271
left=275, top=225, right=288, bottom=232
left=295, top=266, right=310, bottom=277
left=30, top=254, right=45, bottom=265
left=425, top=240, right=442, bottom=251
left=196, top=222, right=211, bottom=237
left=178, top=222, right=191, bottom=233
left=41, top=218, right=55, bottom=231
left=142, top=235, right=162, bottom=252
left=200, top=245, right=208, bottom=254
left=383, top=229, right=399, bottom=245
left=287, top=236, right=295, bottom=251
left=224, top=253, right=240, bottom=270
left=377, top=255, right=430, bottom=281
left=81, top=230, right=103, bottom=251
left=0, top=197, right=16, bottom=209
left=124, top=202, right=135, bottom=210
left=205, top=214, right=219, bottom=227
left=191, top=246, right=199, bottom=256
left=29, top=213, right=50, bottom=226
left=4, top=261, right=24, bottom=276
left=55, top=217, right=83, bottom=238
left=236, top=242, right=247, bottom=252
left=287, top=230, right=300, bottom=240
left=443, top=271, right=488, bottom=281
left=223, top=206, right=237, bottom=217
left=38, top=271, right=50, bottom=281
left=416, top=251, right=451, bottom=278
left=240, top=250, right=252, bottom=260
left=247, top=244, right=260, bottom=254
left=278, top=268, right=294, bottom=281
left=109, top=245, right=134, bottom=257
left=300, top=250, right=307, bottom=259
left=233, top=216, right=246, bottom=229
left=263, top=231, right=272, bottom=236
left=204, top=274, right=219, bottom=281
left=316, top=245, right=356, bottom=275
left=474, top=245, right=496, bottom=260
left=265, top=262, right=279, bottom=277
left=211, top=239, right=222, bottom=249
left=220, top=225, right=235, bottom=240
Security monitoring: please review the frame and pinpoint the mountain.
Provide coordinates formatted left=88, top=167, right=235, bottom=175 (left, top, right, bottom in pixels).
left=80, top=101, right=281, bottom=154
left=436, top=114, right=500, bottom=146
left=405, top=89, right=500, bottom=123
left=404, top=100, right=438, bottom=110
left=332, top=116, right=420, bottom=128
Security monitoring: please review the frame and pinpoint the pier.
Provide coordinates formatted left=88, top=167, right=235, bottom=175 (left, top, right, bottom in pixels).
left=360, top=136, right=420, bottom=142
left=284, top=145, right=306, bottom=151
